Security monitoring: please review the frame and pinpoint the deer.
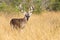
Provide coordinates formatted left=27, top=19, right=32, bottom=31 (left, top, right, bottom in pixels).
left=10, top=4, right=34, bottom=29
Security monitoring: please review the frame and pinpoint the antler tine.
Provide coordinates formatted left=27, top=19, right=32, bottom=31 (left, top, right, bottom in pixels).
left=19, top=4, right=24, bottom=13
left=29, top=6, right=34, bottom=13
left=28, top=6, right=34, bottom=16
left=19, top=4, right=29, bottom=15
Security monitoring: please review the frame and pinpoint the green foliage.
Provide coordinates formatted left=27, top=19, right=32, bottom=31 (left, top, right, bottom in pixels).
left=0, top=2, right=19, bottom=12
left=51, top=0, right=60, bottom=11
left=0, top=0, right=60, bottom=14
left=0, top=2, right=7, bottom=11
left=33, top=0, right=41, bottom=13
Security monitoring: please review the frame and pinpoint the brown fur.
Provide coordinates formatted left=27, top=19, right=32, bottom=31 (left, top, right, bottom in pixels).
left=10, top=14, right=30, bottom=29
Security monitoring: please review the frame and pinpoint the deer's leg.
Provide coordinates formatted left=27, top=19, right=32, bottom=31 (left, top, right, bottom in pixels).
left=10, top=24, right=18, bottom=29
left=21, top=24, right=25, bottom=29
left=10, top=23, right=14, bottom=28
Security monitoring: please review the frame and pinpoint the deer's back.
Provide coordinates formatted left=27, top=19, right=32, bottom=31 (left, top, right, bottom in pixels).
left=10, top=18, right=27, bottom=27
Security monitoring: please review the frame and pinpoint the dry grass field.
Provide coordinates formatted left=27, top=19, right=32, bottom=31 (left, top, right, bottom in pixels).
left=0, top=11, right=60, bottom=40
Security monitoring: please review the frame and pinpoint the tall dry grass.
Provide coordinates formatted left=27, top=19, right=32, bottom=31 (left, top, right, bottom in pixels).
left=0, top=11, right=60, bottom=40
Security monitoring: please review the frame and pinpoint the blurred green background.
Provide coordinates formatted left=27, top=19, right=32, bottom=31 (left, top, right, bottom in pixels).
left=0, top=0, right=60, bottom=14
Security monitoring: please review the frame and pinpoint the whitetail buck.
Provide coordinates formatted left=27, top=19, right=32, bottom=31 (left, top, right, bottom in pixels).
left=10, top=4, right=34, bottom=29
